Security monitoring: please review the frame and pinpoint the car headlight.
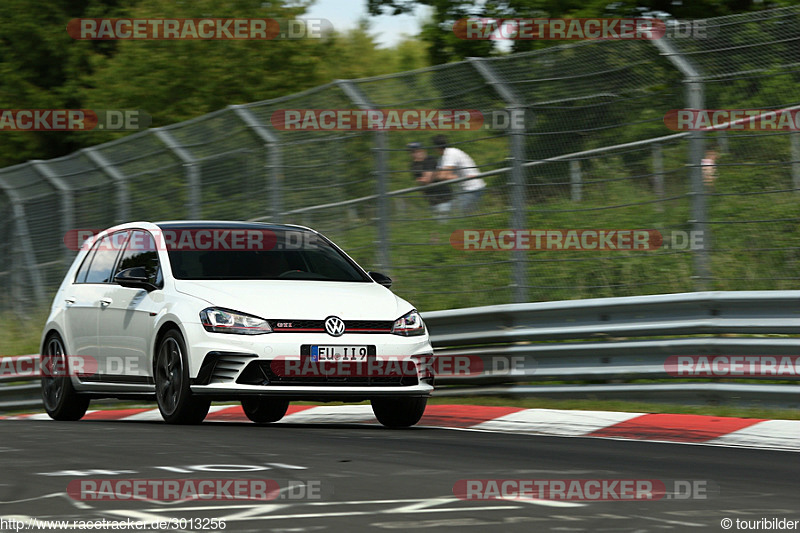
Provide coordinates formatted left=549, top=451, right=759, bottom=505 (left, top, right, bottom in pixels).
left=391, top=310, right=426, bottom=337
left=200, top=308, right=272, bottom=335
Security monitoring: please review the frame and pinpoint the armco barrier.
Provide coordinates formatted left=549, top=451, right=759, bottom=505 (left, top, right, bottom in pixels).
left=1, top=291, right=798, bottom=412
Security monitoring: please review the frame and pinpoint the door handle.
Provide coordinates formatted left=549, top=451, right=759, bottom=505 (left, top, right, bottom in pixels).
left=65, top=297, right=76, bottom=305
left=99, top=298, right=113, bottom=307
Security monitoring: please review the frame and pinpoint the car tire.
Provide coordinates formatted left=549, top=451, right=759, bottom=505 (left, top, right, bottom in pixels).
left=155, top=329, right=210, bottom=425
left=241, top=397, right=290, bottom=424
left=371, top=396, right=427, bottom=428
left=41, top=333, right=90, bottom=421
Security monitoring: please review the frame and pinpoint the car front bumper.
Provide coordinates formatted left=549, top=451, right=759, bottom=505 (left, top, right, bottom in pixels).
left=183, top=322, right=435, bottom=400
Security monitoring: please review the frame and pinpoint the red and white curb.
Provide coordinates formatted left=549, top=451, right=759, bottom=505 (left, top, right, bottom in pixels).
left=2, top=405, right=798, bottom=451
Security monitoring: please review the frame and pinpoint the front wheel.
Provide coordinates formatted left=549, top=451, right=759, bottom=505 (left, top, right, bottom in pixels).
left=41, top=334, right=90, bottom=421
left=155, top=330, right=210, bottom=424
left=371, top=397, right=427, bottom=428
left=241, top=397, right=290, bottom=424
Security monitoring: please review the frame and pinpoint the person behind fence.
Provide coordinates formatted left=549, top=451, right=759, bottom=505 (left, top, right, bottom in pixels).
left=432, top=135, right=486, bottom=213
left=407, top=141, right=452, bottom=217
left=702, top=148, right=719, bottom=189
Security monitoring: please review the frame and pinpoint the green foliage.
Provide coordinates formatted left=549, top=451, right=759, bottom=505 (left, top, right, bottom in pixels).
left=0, top=0, right=433, bottom=167
left=368, top=0, right=800, bottom=63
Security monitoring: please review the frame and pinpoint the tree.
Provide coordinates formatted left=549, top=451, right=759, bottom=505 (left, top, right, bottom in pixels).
left=367, top=0, right=799, bottom=63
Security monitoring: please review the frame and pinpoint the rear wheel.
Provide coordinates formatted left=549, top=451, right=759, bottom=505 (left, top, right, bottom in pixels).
left=371, top=397, right=427, bottom=428
left=155, top=330, right=210, bottom=424
left=41, top=334, right=90, bottom=421
left=241, top=397, right=290, bottom=424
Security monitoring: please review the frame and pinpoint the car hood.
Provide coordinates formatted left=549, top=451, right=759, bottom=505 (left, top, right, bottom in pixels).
left=173, top=279, right=411, bottom=320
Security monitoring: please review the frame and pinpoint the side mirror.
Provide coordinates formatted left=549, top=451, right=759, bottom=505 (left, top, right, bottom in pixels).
left=115, top=267, right=157, bottom=292
left=368, top=271, right=392, bottom=288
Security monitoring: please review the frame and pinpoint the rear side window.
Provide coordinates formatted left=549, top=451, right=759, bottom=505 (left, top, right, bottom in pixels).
left=84, top=232, right=128, bottom=284
left=74, top=248, right=97, bottom=284
left=115, top=231, right=162, bottom=287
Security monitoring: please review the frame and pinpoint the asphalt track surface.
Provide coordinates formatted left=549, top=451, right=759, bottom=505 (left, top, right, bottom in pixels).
left=0, top=416, right=797, bottom=532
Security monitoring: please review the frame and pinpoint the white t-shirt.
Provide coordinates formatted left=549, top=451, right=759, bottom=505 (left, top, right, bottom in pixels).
left=439, top=147, right=486, bottom=192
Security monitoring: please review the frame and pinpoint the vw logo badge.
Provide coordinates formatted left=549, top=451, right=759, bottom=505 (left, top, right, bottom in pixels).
left=324, top=316, right=345, bottom=337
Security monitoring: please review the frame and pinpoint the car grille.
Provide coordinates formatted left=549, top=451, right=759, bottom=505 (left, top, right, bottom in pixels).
left=236, top=360, right=419, bottom=387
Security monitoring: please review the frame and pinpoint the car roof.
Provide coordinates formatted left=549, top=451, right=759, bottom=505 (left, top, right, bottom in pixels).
left=153, top=220, right=314, bottom=232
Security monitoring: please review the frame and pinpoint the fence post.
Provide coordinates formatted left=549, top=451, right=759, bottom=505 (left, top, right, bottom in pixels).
left=230, top=105, right=283, bottom=218
left=0, top=174, right=44, bottom=313
left=31, top=161, right=74, bottom=268
left=469, top=58, right=528, bottom=303
left=570, top=159, right=582, bottom=202
left=652, top=143, right=664, bottom=211
left=154, top=129, right=201, bottom=219
left=651, top=38, right=711, bottom=290
left=83, top=148, right=130, bottom=224
left=0, top=185, right=46, bottom=311
left=791, top=133, right=800, bottom=193
left=337, top=79, right=391, bottom=273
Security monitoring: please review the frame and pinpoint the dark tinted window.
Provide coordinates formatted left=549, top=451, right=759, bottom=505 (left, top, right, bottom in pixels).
left=85, top=232, right=127, bottom=284
left=165, top=228, right=369, bottom=282
left=115, top=231, right=162, bottom=287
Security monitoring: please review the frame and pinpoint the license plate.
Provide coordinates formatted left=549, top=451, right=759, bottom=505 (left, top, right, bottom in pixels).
left=309, top=345, right=372, bottom=362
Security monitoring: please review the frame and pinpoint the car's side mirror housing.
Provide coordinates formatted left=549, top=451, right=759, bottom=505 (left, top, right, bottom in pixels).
left=368, top=271, right=392, bottom=288
left=115, top=267, right=157, bottom=292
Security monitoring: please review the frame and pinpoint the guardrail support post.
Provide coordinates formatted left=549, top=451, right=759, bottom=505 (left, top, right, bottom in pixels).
left=652, top=143, right=664, bottom=211
left=83, top=148, right=130, bottom=224
left=230, top=105, right=283, bottom=218
left=337, top=80, right=391, bottom=273
left=652, top=38, right=711, bottom=290
left=570, top=159, right=582, bottom=202
left=0, top=172, right=45, bottom=310
left=791, top=133, right=800, bottom=193
left=469, top=58, right=528, bottom=302
left=154, top=129, right=201, bottom=219
left=10, top=200, right=45, bottom=309
left=31, top=161, right=75, bottom=268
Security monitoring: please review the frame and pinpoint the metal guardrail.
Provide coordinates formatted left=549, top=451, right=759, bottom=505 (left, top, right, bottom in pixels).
left=1, top=291, right=798, bottom=412
left=423, top=291, right=800, bottom=407
left=0, top=355, right=43, bottom=412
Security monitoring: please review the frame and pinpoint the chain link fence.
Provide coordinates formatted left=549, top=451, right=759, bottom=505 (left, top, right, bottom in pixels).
left=1, top=7, right=798, bottom=315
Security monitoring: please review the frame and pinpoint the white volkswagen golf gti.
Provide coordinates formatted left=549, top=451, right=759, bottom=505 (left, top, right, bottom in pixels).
left=40, top=221, right=434, bottom=427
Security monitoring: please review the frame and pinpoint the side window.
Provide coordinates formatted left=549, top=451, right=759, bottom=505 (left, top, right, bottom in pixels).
left=85, top=232, right=128, bottom=284
left=115, top=231, right=161, bottom=287
left=74, top=248, right=97, bottom=284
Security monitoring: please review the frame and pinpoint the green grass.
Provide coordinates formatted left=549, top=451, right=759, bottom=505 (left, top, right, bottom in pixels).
left=303, top=157, right=799, bottom=312
left=0, top=310, right=47, bottom=356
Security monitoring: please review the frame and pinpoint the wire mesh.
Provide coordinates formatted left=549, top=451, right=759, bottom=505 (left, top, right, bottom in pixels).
left=0, top=7, right=798, bottom=314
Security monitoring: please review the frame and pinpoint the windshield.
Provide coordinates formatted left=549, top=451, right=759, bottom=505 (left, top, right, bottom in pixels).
left=164, top=227, right=370, bottom=282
